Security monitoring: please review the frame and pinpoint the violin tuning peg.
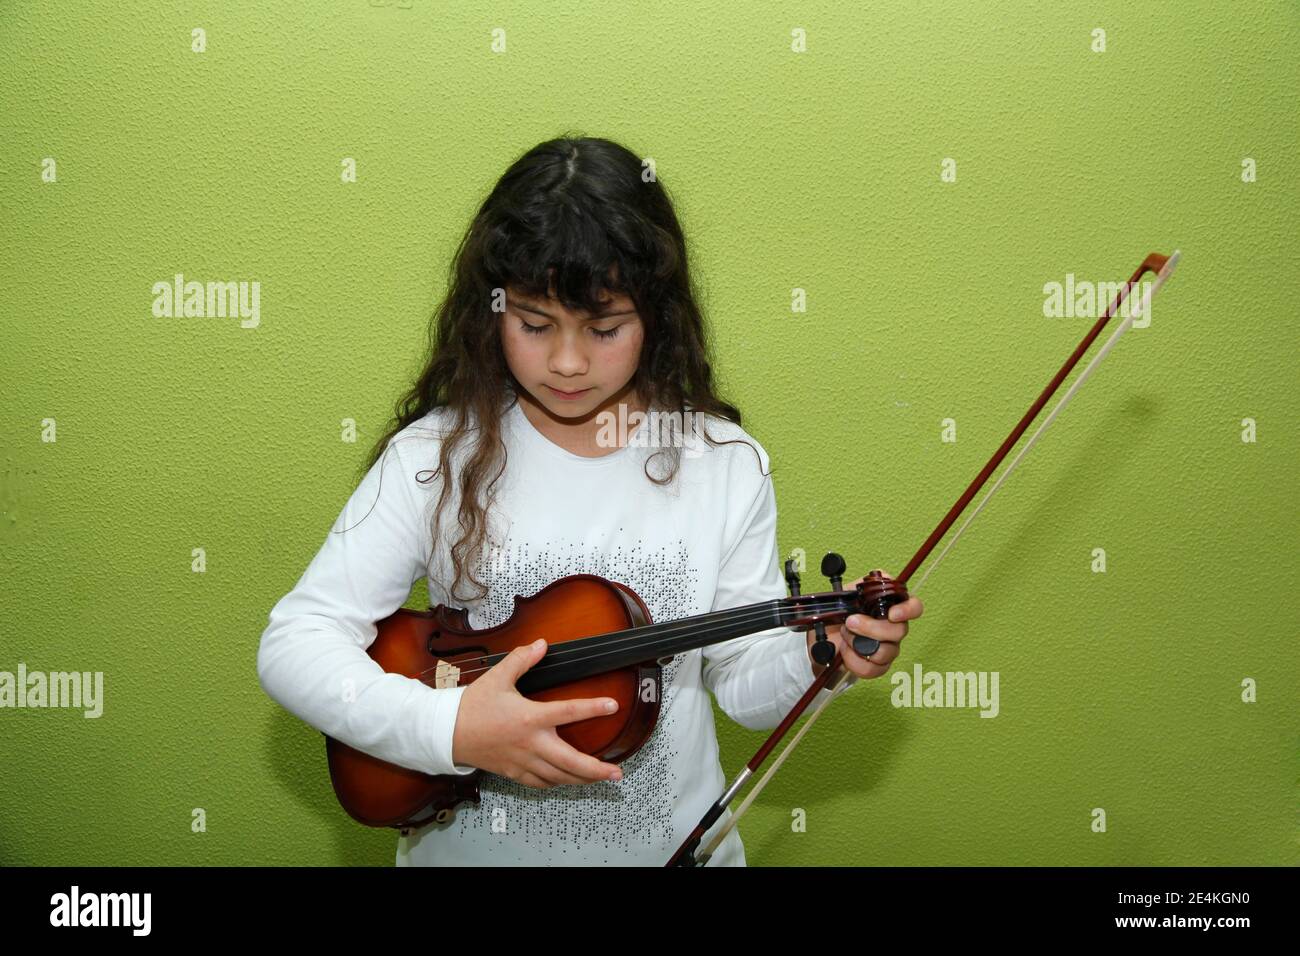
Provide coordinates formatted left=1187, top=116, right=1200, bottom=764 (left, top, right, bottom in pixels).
left=821, top=552, right=846, bottom=590
left=784, top=558, right=802, bottom=597
left=811, top=620, right=836, bottom=665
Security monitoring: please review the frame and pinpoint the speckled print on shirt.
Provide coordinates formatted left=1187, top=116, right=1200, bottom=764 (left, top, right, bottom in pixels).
left=446, top=532, right=700, bottom=858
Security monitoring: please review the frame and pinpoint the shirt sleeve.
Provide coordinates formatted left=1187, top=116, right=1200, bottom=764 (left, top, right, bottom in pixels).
left=701, top=468, right=859, bottom=731
left=256, top=436, right=476, bottom=777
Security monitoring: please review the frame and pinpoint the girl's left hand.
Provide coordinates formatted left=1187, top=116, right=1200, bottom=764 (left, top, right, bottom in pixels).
left=803, top=571, right=923, bottom=680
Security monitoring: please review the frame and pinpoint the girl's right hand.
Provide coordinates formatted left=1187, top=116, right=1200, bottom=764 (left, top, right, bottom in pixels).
left=450, top=638, right=625, bottom=788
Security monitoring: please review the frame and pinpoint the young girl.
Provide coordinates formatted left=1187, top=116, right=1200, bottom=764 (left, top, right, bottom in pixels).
left=257, top=136, right=922, bottom=866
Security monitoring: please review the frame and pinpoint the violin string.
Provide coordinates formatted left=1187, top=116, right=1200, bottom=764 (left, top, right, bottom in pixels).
left=412, top=605, right=786, bottom=684
left=691, top=259, right=1173, bottom=864
left=411, top=575, right=905, bottom=684
left=485, top=576, right=903, bottom=673
left=408, top=595, right=857, bottom=685
left=408, top=594, right=860, bottom=683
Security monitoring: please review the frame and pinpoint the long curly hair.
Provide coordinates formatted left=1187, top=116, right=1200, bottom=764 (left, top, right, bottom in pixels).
left=360, top=134, right=762, bottom=604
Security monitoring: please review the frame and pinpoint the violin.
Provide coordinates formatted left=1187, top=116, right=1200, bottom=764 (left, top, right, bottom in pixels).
left=326, top=566, right=905, bottom=831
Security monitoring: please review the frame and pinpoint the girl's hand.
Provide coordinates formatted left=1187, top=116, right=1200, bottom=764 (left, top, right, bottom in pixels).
left=804, top=571, right=923, bottom=680
left=451, top=638, right=626, bottom=789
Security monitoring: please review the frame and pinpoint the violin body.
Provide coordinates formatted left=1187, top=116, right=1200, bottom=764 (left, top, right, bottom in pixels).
left=325, top=574, right=666, bottom=832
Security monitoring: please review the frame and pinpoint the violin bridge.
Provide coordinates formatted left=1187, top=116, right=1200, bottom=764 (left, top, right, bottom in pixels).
left=433, top=659, right=461, bottom=689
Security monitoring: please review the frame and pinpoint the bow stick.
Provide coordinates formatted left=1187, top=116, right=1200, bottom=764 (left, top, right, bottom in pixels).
left=668, top=249, right=1183, bottom=867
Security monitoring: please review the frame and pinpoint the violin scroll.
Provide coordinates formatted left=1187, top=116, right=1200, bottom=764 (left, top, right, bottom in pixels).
left=850, top=570, right=909, bottom=658
left=794, top=554, right=908, bottom=661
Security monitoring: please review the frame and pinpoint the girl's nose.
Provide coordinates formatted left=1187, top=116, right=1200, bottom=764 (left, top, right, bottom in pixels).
left=548, top=334, right=589, bottom=375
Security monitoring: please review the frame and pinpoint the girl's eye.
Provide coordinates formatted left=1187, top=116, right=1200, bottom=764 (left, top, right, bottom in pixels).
left=517, top=320, right=621, bottom=340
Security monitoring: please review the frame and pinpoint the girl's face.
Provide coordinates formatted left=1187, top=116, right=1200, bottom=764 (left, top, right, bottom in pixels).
left=500, top=283, right=645, bottom=420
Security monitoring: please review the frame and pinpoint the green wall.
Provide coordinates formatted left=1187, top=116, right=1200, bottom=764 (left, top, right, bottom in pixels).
left=1, top=1, right=1295, bottom=866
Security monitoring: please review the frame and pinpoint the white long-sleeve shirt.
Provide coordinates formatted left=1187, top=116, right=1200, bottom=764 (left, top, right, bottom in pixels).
left=256, top=396, right=858, bottom=865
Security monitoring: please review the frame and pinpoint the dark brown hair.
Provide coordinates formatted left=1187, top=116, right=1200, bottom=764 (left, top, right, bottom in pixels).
left=360, top=134, right=763, bottom=603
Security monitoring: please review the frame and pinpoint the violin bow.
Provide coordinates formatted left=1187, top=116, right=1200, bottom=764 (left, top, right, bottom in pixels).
left=667, top=249, right=1183, bottom=867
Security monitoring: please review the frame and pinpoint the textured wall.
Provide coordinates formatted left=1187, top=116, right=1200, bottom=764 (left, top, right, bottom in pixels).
left=1, top=2, right=1295, bottom=866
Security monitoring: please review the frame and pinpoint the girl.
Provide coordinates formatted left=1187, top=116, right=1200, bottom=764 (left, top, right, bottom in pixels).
left=257, top=136, right=923, bottom=866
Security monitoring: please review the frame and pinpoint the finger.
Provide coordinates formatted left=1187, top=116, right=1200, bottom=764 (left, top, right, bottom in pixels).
left=830, top=627, right=899, bottom=667
left=516, top=771, right=553, bottom=790
left=844, top=614, right=907, bottom=643
left=494, top=638, right=548, bottom=684
left=888, top=597, right=924, bottom=622
left=536, top=733, right=623, bottom=784
left=854, top=639, right=899, bottom=667
left=835, top=630, right=898, bottom=678
left=537, top=695, right=620, bottom=727
left=523, top=754, right=591, bottom=788
left=847, top=654, right=894, bottom=679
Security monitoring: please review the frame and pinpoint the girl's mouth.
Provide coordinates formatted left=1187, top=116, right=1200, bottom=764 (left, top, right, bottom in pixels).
left=546, top=385, right=592, bottom=400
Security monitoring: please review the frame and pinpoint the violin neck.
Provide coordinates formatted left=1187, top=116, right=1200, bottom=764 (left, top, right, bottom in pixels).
left=514, top=593, right=847, bottom=693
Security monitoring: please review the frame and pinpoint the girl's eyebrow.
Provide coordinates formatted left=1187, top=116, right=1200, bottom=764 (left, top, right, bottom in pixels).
left=512, top=299, right=636, bottom=320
